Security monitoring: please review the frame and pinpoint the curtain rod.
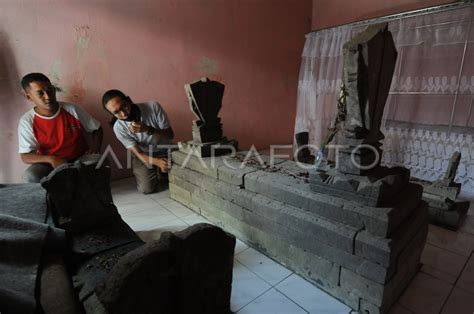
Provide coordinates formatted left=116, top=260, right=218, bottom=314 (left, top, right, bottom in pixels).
left=310, top=1, right=473, bottom=33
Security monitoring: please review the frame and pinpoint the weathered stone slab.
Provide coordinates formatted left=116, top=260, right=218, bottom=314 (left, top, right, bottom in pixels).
left=340, top=225, right=427, bottom=308
left=244, top=160, right=421, bottom=237
left=173, top=150, right=286, bottom=187
left=309, top=166, right=410, bottom=207
left=217, top=152, right=287, bottom=186
left=172, top=166, right=425, bottom=271
left=171, top=172, right=358, bottom=254
left=169, top=183, right=195, bottom=210
left=355, top=200, right=427, bottom=267
left=71, top=216, right=141, bottom=259
left=171, top=223, right=235, bottom=314
left=171, top=173, right=395, bottom=284
left=172, top=150, right=220, bottom=179
left=41, top=159, right=118, bottom=233
left=93, top=224, right=234, bottom=314
left=170, top=187, right=360, bottom=310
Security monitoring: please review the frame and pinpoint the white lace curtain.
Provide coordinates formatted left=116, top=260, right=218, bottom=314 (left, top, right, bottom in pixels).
left=295, top=5, right=474, bottom=194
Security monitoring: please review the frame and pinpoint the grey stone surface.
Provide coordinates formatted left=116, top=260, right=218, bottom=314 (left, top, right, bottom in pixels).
left=71, top=216, right=141, bottom=259
left=169, top=182, right=195, bottom=210
left=170, top=187, right=361, bottom=310
left=172, top=150, right=286, bottom=187
left=178, top=138, right=238, bottom=158
left=171, top=172, right=395, bottom=284
left=409, top=152, right=468, bottom=229
left=309, top=166, right=410, bottom=207
left=170, top=145, right=427, bottom=313
left=94, top=224, right=235, bottom=314
left=172, top=223, right=235, bottom=314
left=340, top=225, right=426, bottom=308
left=171, top=172, right=359, bottom=254
left=217, top=152, right=286, bottom=187
left=244, top=160, right=421, bottom=237
left=354, top=200, right=427, bottom=266
left=41, top=158, right=117, bottom=233
left=427, top=201, right=470, bottom=229
left=341, top=23, right=397, bottom=168
left=172, top=150, right=219, bottom=179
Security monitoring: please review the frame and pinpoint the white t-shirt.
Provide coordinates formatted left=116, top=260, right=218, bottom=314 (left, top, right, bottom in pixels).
left=113, top=101, right=172, bottom=153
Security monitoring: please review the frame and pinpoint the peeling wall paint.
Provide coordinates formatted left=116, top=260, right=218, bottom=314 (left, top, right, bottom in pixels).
left=0, top=0, right=312, bottom=183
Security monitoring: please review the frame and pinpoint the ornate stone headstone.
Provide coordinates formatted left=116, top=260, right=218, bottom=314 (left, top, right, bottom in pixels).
left=410, top=151, right=470, bottom=229
left=178, top=77, right=238, bottom=157
left=310, top=24, right=411, bottom=207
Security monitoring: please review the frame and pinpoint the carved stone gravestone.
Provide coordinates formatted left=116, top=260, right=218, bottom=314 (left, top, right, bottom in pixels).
left=178, top=77, right=238, bottom=157
left=310, top=23, right=412, bottom=207
left=410, top=151, right=470, bottom=229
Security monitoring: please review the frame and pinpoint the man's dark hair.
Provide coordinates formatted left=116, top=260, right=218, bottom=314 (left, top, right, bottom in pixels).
left=102, top=89, right=128, bottom=107
left=102, top=89, right=130, bottom=126
left=21, top=73, right=51, bottom=91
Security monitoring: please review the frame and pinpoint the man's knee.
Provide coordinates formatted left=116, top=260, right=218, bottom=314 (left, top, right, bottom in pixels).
left=23, top=164, right=53, bottom=183
left=136, top=181, right=156, bottom=194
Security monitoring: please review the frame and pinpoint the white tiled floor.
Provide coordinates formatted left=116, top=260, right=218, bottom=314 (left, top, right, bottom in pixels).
left=111, top=177, right=474, bottom=314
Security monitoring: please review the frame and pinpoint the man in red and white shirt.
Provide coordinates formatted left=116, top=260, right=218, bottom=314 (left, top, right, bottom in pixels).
left=18, top=73, right=103, bottom=182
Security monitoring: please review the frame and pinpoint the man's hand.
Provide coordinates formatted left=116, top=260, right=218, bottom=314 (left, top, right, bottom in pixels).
left=152, top=157, right=171, bottom=173
left=49, top=156, right=67, bottom=168
left=129, top=121, right=150, bottom=134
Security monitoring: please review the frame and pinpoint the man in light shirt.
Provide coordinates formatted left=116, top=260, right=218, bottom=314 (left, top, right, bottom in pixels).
left=102, top=89, right=174, bottom=194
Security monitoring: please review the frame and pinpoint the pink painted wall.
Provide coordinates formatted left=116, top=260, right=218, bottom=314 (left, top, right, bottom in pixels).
left=312, top=0, right=454, bottom=30
left=0, top=0, right=312, bottom=183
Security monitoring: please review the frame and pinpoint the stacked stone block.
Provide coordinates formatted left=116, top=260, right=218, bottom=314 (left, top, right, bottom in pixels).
left=169, top=151, right=428, bottom=314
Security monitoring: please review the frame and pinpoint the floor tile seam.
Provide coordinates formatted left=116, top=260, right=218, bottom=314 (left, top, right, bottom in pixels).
left=395, top=302, right=415, bottom=314
left=271, top=272, right=293, bottom=288
left=141, top=200, right=184, bottom=220
left=452, top=251, right=474, bottom=289
left=119, top=207, right=177, bottom=219
left=235, top=285, right=274, bottom=313
left=419, top=267, right=456, bottom=284
left=271, top=285, right=310, bottom=314
left=438, top=285, right=456, bottom=313
left=234, top=254, right=292, bottom=287
left=451, top=284, right=474, bottom=297
left=117, top=203, right=168, bottom=215
left=425, top=241, right=471, bottom=258
left=273, top=276, right=352, bottom=314
left=127, top=216, right=179, bottom=230
left=234, top=247, right=250, bottom=257
left=232, top=259, right=272, bottom=312
left=153, top=217, right=187, bottom=228
left=420, top=262, right=464, bottom=283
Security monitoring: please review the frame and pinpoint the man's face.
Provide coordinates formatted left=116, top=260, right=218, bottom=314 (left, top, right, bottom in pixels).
left=25, top=81, right=58, bottom=115
left=105, top=96, right=132, bottom=120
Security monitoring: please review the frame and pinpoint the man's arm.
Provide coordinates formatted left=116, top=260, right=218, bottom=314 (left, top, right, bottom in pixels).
left=20, top=153, right=66, bottom=168
left=147, top=125, right=174, bottom=140
left=129, top=144, right=171, bottom=173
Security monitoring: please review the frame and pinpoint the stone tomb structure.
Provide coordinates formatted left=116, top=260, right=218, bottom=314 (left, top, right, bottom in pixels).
left=170, top=24, right=428, bottom=314
left=169, top=150, right=428, bottom=314
left=179, top=77, right=238, bottom=157
left=411, top=151, right=470, bottom=229
left=0, top=156, right=235, bottom=314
